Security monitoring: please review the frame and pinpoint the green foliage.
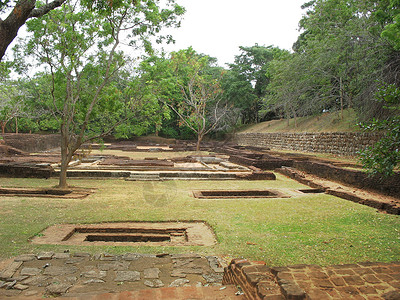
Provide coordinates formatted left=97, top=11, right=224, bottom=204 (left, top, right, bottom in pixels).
left=223, top=45, right=281, bottom=124
left=359, top=83, right=400, bottom=176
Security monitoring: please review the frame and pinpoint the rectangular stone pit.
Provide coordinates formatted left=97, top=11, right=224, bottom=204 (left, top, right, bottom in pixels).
left=31, top=222, right=216, bottom=246
left=192, top=189, right=289, bottom=199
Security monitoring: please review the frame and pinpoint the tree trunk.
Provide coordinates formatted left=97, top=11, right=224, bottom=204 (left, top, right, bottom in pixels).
left=1, top=121, right=6, bottom=134
left=58, top=124, right=73, bottom=189
left=196, top=133, right=203, bottom=151
left=340, top=77, right=344, bottom=120
left=15, top=117, right=18, bottom=134
left=0, top=0, right=36, bottom=61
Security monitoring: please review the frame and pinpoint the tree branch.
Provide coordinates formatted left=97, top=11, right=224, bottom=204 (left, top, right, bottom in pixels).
left=28, top=0, right=66, bottom=18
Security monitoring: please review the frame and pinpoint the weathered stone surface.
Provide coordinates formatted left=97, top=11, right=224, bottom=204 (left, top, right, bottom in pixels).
left=13, top=284, right=29, bottom=290
left=81, top=270, right=107, bottom=279
left=144, top=268, right=160, bottom=279
left=171, top=254, right=201, bottom=259
left=203, top=273, right=223, bottom=283
left=98, top=261, right=129, bottom=271
left=65, top=257, right=85, bottom=264
left=53, top=253, right=71, bottom=259
left=21, top=275, right=49, bottom=286
left=171, top=269, right=187, bottom=278
left=114, top=271, right=140, bottom=282
left=43, top=266, right=78, bottom=276
left=36, top=252, right=54, bottom=260
left=83, top=279, right=105, bottom=285
left=207, top=256, right=224, bottom=273
left=0, top=261, right=23, bottom=280
left=72, top=252, right=91, bottom=258
left=14, top=254, right=36, bottom=262
left=179, top=267, right=204, bottom=274
left=45, top=283, right=71, bottom=296
left=20, top=268, right=42, bottom=276
left=144, top=279, right=164, bottom=288
left=169, top=278, right=190, bottom=287
left=121, top=253, right=142, bottom=261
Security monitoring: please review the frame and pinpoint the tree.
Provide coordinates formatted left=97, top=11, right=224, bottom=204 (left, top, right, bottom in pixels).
left=359, top=83, right=400, bottom=177
left=168, top=48, right=228, bottom=150
left=223, top=45, right=279, bottom=124
left=21, top=0, right=184, bottom=188
left=0, top=0, right=67, bottom=61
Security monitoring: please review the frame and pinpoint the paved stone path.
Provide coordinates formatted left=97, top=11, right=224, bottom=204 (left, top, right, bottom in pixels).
left=0, top=252, right=242, bottom=299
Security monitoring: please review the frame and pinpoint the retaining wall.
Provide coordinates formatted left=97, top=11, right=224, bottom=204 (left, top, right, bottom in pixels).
left=1, top=133, right=60, bottom=152
left=234, top=132, right=382, bottom=156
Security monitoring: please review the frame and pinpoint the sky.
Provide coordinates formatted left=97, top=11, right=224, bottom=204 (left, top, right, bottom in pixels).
left=158, top=0, right=305, bottom=66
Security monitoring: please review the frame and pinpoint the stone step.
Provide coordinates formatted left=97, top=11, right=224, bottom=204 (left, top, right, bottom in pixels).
left=127, top=173, right=162, bottom=181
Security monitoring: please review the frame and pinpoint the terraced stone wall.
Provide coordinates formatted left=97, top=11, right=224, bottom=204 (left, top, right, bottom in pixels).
left=234, top=132, right=382, bottom=156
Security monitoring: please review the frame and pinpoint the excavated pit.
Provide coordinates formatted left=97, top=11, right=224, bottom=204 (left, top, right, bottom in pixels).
left=31, top=222, right=216, bottom=246
left=0, top=187, right=93, bottom=198
left=192, top=189, right=289, bottom=199
left=298, top=188, right=325, bottom=194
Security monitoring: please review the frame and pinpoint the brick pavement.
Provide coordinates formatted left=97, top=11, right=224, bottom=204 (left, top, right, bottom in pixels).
left=223, top=259, right=400, bottom=299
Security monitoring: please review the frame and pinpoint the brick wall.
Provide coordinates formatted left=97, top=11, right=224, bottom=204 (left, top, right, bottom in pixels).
left=234, top=132, right=382, bottom=156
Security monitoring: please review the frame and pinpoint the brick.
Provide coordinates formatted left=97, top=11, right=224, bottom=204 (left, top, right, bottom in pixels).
left=337, top=286, right=360, bottom=297
left=363, top=274, right=382, bottom=284
left=376, top=273, right=394, bottom=283
left=245, top=273, right=270, bottom=287
left=278, top=279, right=306, bottom=300
left=242, top=264, right=270, bottom=274
left=358, top=285, right=378, bottom=295
left=372, top=267, right=391, bottom=274
left=270, top=267, right=290, bottom=275
left=353, top=268, right=375, bottom=275
left=333, top=268, right=356, bottom=275
left=257, top=281, right=281, bottom=298
left=308, top=271, right=329, bottom=279
left=330, top=276, right=347, bottom=286
left=306, top=289, right=330, bottom=300
left=342, top=275, right=364, bottom=286
left=389, top=281, right=400, bottom=289
left=292, top=273, right=309, bottom=281
left=276, top=272, right=293, bottom=281
left=325, top=289, right=341, bottom=299
left=312, top=278, right=334, bottom=288
left=287, top=264, right=308, bottom=270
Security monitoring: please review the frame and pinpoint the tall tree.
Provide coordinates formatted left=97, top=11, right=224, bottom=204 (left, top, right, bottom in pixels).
left=21, top=0, right=184, bottom=188
left=168, top=48, right=228, bottom=150
left=224, top=45, right=280, bottom=124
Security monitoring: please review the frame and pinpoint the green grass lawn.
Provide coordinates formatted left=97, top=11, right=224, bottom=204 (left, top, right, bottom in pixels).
left=0, top=174, right=399, bottom=266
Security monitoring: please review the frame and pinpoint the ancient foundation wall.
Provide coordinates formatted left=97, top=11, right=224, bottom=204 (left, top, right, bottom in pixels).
left=234, top=132, right=382, bottom=156
left=1, top=133, right=60, bottom=152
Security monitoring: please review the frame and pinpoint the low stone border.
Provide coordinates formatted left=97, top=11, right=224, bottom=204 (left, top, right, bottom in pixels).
left=223, top=259, right=400, bottom=299
left=276, top=167, right=400, bottom=215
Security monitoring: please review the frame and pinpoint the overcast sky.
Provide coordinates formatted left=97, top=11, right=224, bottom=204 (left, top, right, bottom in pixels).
left=158, top=0, right=305, bottom=66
